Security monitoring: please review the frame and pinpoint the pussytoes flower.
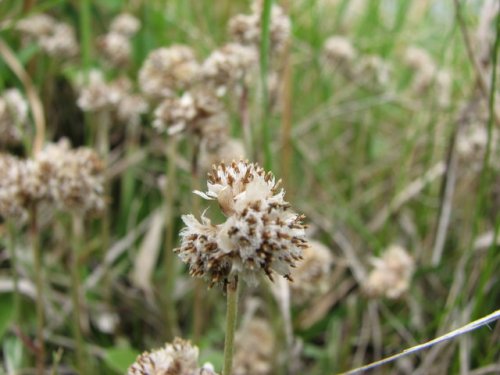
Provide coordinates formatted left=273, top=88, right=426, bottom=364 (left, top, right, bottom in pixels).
left=363, top=245, right=414, bottom=299
left=0, top=88, right=29, bottom=145
left=110, top=13, right=141, bottom=37
left=128, top=338, right=218, bottom=375
left=139, top=46, right=200, bottom=99
left=176, top=161, right=307, bottom=287
left=323, top=36, right=357, bottom=66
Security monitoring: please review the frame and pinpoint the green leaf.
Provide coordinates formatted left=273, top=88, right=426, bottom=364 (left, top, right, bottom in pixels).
left=103, top=347, right=139, bottom=374
left=3, top=336, right=23, bottom=374
left=0, top=294, right=15, bottom=340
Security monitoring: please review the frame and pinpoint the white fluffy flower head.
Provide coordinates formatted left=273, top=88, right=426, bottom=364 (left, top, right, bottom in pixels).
left=176, top=161, right=307, bottom=288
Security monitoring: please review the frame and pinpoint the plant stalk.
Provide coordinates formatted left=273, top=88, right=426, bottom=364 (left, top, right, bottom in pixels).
left=69, top=214, right=86, bottom=373
left=164, top=137, right=179, bottom=339
left=222, top=276, right=240, bottom=375
left=29, top=205, right=44, bottom=375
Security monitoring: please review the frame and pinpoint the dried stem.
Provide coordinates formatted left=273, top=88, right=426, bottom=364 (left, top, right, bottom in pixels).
left=29, top=205, right=44, bottom=375
left=222, top=276, right=240, bottom=375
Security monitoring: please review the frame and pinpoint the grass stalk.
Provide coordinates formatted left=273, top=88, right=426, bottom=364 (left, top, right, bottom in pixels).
left=260, top=0, right=273, bottom=171
left=163, top=137, right=180, bottom=339
left=69, top=214, right=86, bottom=374
left=222, top=276, right=240, bottom=375
left=29, top=205, right=44, bottom=375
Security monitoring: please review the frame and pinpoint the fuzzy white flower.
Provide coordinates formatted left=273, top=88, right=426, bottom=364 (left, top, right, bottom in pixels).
left=176, top=161, right=307, bottom=287
left=110, top=13, right=141, bottom=37
left=363, top=245, right=414, bottom=299
left=0, top=88, right=29, bottom=145
left=128, top=338, right=218, bottom=375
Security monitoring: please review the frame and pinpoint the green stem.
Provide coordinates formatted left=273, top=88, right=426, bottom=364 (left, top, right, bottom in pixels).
left=260, top=0, right=273, bottom=171
left=29, top=205, right=44, bottom=375
left=222, top=276, right=240, bottom=375
left=164, top=137, right=179, bottom=339
left=70, top=214, right=86, bottom=373
left=79, top=0, right=92, bottom=74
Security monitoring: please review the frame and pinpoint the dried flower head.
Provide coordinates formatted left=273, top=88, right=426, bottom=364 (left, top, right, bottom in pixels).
left=16, top=14, right=55, bottom=39
left=0, top=154, right=45, bottom=221
left=355, top=55, right=391, bottom=86
left=110, top=13, right=141, bottom=37
left=201, top=43, right=258, bottom=96
left=128, top=338, right=218, bottom=375
left=97, top=32, right=132, bottom=67
left=233, top=318, right=274, bottom=375
left=153, top=90, right=225, bottom=135
left=363, top=245, right=414, bottom=299
left=323, top=36, right=357, bottom=66
left=77, top=71, right=130, bottom=112
left=18, top=15, right=79, bottom=59
left=176, top=161, right=307, bottom=287
left=228, top=1, right=291, bottom=55
left=38, top=22, right=79, bottom=58
left=0, top=89, right=29, bottom=145
left=139, top=46, right=200, bottom=99
left=290, top=239, right=334, bottom=304
left=36, top=139, right=105, bottom=215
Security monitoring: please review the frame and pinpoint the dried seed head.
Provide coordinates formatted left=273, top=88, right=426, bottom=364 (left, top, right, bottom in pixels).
left=233, top=318, right=274, bottom=375
left=323, top=36, right=357, bottom=66
left=77, top=71, right=130, bottom=112
left=228, top=1, right=291, bottom=55
left=0, top=88, right=29, bottom=145
left=97, top=32, right=132, bottom=67
left=290, top=240, right=333, bottom=305
left=110, top=13, right=141, bottom=37
left=36, top=139, right=105, bottom=215
left=177, top=161, right=307, bottom=287
left=139, top=46, right=200, bottom=99
left=0, top=154, right=45, bottom=221
left=16, top=14, right=55, bottom=39
left=38, top=22, right=79, bottom=58
left=363, top=245, right=414, bottom=299
left=153, top=90, right=225, bottom=135
left=201, top=43, right=258, bottom=95
left=128, top=338, right=217, bottom=375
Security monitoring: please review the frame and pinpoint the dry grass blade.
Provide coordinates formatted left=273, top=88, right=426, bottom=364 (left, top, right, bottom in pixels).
left=339, top=309, right=500, bottom=375
left=0, top=38, right=45, bottom=155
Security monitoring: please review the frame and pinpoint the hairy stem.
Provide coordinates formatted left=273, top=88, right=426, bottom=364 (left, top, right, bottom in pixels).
left=222, top=277, right=240, bottom=375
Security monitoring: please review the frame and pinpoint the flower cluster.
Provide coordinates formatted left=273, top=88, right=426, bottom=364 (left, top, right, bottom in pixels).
left=363, top=245, right=414, bottom=299
left=0, top=139, right=105, bottom=222
left=0, top=88, right=29, bottom=146
left=139, top=45, right=200, bottom=99
left=16, top=14, right=78, bottom=59
left=201, top=43, right=258, bottom=96
left=176, top=161, right=307, bottom=287
left=323, top=36, right=357, bottom=66
left=228, top=0, right=291, bottom=54
left=98, top=13, right=141, bottom=67
left=153, top=90, right=225, bottom=136
left=128, top=338, right=218, bottom=375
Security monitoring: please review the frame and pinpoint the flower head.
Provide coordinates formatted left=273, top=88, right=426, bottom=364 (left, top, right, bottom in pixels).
left=176, top=161, right=307, bottom=287
left=110, top=13, right=141, bottom=37
left=0, top=88, right=29, bottom=145
left=363, top=245, right=414, bottom=299
left=128, top=338, right=218, bottom=375
left=97, top=32, right=132, bottom=67
left=139, top=46, right=200, bottom=99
